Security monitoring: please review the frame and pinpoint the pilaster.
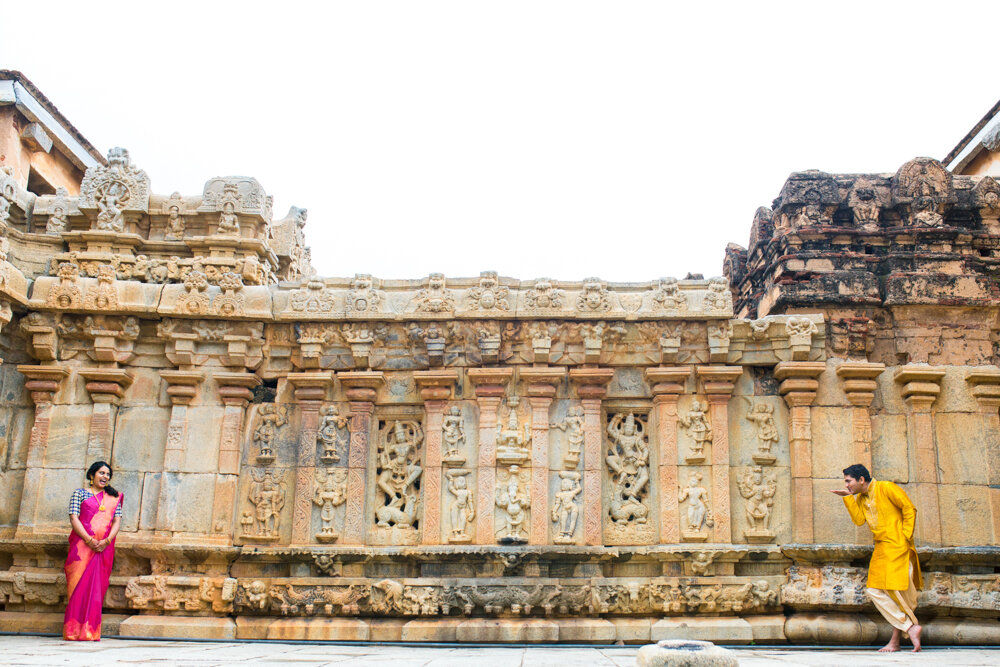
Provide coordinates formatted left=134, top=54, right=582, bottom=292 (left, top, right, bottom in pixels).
left=695, top=366, right=743, bottom=543
left=569, top=367, right=614, bottom=545
left=14, top=365, right=69, bottom=539
left=78, top=368, right=134, bottom=463
left=966, top=368, right=1000, bottom=543
left=413, top=370, right=459, bottom=545
left=646, top=366, right=691, bottom=544
left=467, top=368, right=513, bottom=545
left=155, top=370, right=205, bottom=535
left=520, top=366, right=566, bottom=545
left=210, top=372, right=261, bottom=539
left=338, top=371, right=384, bottom=544
left=775, top=361, right=825, bottom=544
left=895, top=365, right=946, bottom=546
left=287, top=372, right=335, bottom=545
left=835, top=362, right=885, bottom=471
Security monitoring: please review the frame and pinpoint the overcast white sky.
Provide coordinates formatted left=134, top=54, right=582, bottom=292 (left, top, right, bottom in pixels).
left=3, top=1, right=999, bottom=282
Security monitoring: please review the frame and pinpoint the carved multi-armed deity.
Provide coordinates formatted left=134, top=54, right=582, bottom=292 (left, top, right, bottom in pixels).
left=496, top=396, right=531, bottom=465
left=313, top=468, right=348, bottom=542
left=244, top=469, right=286, bottom=541
left=605, top=413, right=651, bottom=540
left=375, top=420, right=424, bottom=533
left=253, top=404, right=288, bottom=464
left=495, top=465, right=531, bottom=543
left=316, top=405, right=349, bottom=463
left=745, top=402, right=778, bottom=465
left=737, top=466, right=776, bottom=542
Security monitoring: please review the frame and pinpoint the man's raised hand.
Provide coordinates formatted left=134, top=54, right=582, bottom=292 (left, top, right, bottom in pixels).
left=829, top=489, right=851, bottom=496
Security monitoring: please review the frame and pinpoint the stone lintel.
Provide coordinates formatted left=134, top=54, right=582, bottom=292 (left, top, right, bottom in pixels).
left=16, top=365, right=69, bottom=403
left=695, top=366, right=742, bottom=397
left=520, top=366, right=567, bottom=397
left=287, top=371, right=335, bottom=404
left=338, top=371, right=385, bottom=402
left=894, top=365, right=946, bottom=408
left=468, top=368, right=513, bottom=398
left=835, top=362, right=885, bottom=407
left=569, top=367, right=614, bottom=399
left=62, top=230, right=144, bottom=255
left=646, top=366, right=692, bottom=396
left=159, top=370, right=206, bottom=405
left=413, top=369, right=459, bottom=401
left=78, top=368, right=134, bottom=404
left=213, top=371, right=262, bottom=406
left=966, top=368, right=1000, bottom=407
left=775, top=361, right=825, bottom=405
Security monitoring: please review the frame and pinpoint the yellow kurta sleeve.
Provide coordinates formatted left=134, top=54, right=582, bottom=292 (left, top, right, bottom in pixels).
left=842, top=495, right=866, bottom=526
left=885, top=482, right=917, bottom=541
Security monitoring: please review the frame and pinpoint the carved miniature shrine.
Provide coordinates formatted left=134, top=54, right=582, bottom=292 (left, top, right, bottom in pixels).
left=0, top=114, right=998, bottom=642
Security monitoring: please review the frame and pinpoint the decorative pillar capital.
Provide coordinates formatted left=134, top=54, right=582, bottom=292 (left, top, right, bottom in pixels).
left=17, top=365, right=69, bottom=405
left=835, top=362, right=885, bottom=407
left=159, top=370, right=205, bottom=406
left=468, top=367, right=513, bottom=399
left=568, top=367, right=614, bottom=400
left=646, top=366, right=691, bottom=400
left=79, top=368, right=134, bottom=405
left=338, top=370, right=384, bottom=403
left=695, top=365, right=742, bottom=401
left=519, top=366, right=566, bottom=398
left=775, top=361, right=825, bottom=407
left=414, top=369, right=459, bottom=402
left=894, top=365, right=946, bottom=411
left=966, top=368, right=1000, bottom=410
left=213, top=371, right=262, bottom=407
left=287, top=371, right=335, bottom=405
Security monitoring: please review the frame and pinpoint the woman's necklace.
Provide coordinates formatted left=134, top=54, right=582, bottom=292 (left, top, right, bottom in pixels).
left=90, top=486, right=105, bottom=511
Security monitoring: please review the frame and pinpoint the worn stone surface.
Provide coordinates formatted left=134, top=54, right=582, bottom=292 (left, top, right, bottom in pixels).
left=637, top=640, right=740, bottom=667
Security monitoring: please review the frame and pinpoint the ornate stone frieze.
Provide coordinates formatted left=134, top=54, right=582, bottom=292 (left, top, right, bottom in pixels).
left=78, top=147, right=150, bottom=232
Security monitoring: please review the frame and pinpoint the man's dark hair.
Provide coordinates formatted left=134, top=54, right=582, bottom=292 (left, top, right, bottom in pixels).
left=842, top=464, right=871, bottom=483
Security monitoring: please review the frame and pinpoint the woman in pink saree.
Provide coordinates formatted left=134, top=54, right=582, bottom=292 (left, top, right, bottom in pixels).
left=64, top=461, right=122, bottom=641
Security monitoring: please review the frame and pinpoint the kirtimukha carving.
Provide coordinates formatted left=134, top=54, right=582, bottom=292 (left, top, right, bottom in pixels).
left=577, top=277, right=611, bottom=312
left=217, top=184, right=241, bottom=235
left=737, top=466, right=776, bottom=543
left=253, top=404, right=289, bottom=464
left=848, top=178, right=882, bottom=231
left=524, top=279, right=564, bottom=310
left=745, top=401, right=778, bottom=465
left=177, top=270, right=211, bottom=315
left=441, top=406, right=467, bottom=466
left=651, top=277, right=688, bottom=311
left=375, top=420, right=424, bottom=533
left=679, top=472, right=714, bottom=542
left=551, top=405, right=585, bottom=469
left=605, top=413, right=651, bottom=538
left=313, top=467, right=348, bottom=543
left=83, top=264, right=118, bottom=310
left=47, top=262, right=83, bottom=309
left=346, top=274, right=381, bottom=313
left=679, top=400, right=712, bottom=463
left=445, top=469, right=475, bottom=543
left=496, top=396, right=531, bottom=465
left=495, top=465, right=530, bottom=544
left=703, top=276, right=733, bottom=313
left=415, top=273, right=454, bottom=313
left=47, top=187, right=69, bottom=235
left=212, top=271, right=245, bottom=317
left=289, top=279, right=335, bottom=313
left=317, top=405, right=349, bottom=463
left=164, top=192, right=186, bottom=240
left=551, top=471, right=582, bottom=544
left=244, top=469, right=285, bottom=541
left=467, top=271, right=510, bottom=310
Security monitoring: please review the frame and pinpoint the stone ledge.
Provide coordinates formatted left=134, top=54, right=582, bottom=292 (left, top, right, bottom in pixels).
left=0, top=611, right=128, bottom=636
left=117, top=615, right=236, bottom=640
left=651, top=617, right=753, bottom=644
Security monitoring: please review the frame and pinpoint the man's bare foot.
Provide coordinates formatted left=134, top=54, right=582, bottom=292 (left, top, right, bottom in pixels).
left=907, top=624, right=922, bottom=652
left=877, top=641, right=900, bottom=653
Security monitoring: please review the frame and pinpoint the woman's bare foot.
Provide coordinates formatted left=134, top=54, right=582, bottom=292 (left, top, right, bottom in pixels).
left=877, top=640, right=900, bottom=653
left=907, top=624, right=922, bottom=652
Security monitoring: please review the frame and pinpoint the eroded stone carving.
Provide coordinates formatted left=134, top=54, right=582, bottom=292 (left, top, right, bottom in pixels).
left=46, top=187, right=69, bottom=235
left=551, top=471, right=582, bottom=544
left=577, top=277, right=611, bottom=312
left=244, top=469, right=285, bottom=541
left=446, top=469, right=475, bottom=543
left=177, top=270, right=211, bottom=315
left=79, top=147, right=149, bottom=232
left=703, top=276, right=733, bottom=314
left=47, top=262, right=83, bottom=309
left=737, top=466, right=776, bottom=543
left=164, top=192, right=187, bottom=240
left=524, top=279, right=564, bottom=310
left=375, top=420, right=424, bottom=533
left=212, top=271, right=245, bottom=317
left=651, top=277, right=688, bottom=311
left=679, top=400, right=712, bottom=463
left=82, top=264, right=118, bottom=311
left=317, top=405, right=349, bottom=463
left=848, top=178, right=882, bottom=230
left=442, top=406, right=467, bottom=466
left=745, top=402, right=778, bottom=465
left=313, top=467, right=348, bottom=543
left=496, top=396, right=531, bottom=465
left=467, top=271, right=510, bottom=311
left=289, top=279, right=335, bottom=313
left=253, top=404, right=289, bottom=464
left=415, top=273, right=454, bottom=313
left=551, top=405, right=585, bottom=469
left=345, top=274, right=381, bottom=313
left=495, top=464, right=530, bottom=544
left=679, top=472, right=714, bottom=541
left=216, top=184, right=241, bottom=235
left=605, top=413, right=651, bottom=538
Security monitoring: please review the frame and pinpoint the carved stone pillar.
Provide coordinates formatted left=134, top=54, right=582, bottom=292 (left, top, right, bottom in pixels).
left=210, top=372, right=261, bottom=538
left=569, top=367, right=614, bottom=546
left=339, top=371, right=384, bottom=544
left=78, top=368, right=133, bottom=463
left=646, top=366, right=691, bottom=544
left=695, top=366, right=742, bottom=543
left=775, top=361, right=825, bottom=543
left=155, top=370, right=205, bottom=535
left=467, top=368, right=513, bottom=545
left=521, top=367, right=566, bottom=545
left=966, top=369, right=1000, bottom=542
left=836, top=362, right=885, bottom=471
left=14, top=365, right=69, bottom=538
left=895, top=365, right=945, bottom=546
left=414, top=370, right=459, bottom=545
left=288, top=372, right=335, bottom=545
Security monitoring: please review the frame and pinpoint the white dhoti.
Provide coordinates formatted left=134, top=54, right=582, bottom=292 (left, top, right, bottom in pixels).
left=866, top=562, right=919, bottom=631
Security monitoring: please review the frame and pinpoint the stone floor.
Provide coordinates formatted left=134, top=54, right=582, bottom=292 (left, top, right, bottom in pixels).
left=0, top=636, right=997, bottom=666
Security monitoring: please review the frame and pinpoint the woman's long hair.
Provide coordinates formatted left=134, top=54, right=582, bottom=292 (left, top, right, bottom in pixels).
left=86, top=460, right=120, bottom=498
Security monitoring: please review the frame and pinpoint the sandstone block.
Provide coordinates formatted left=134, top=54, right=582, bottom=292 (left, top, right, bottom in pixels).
left=401, top=618, right=464, bottom=642
left=235, top=616, right=273, bottom=640
left=935, top=413, right=987, bottom=485
left=871, top=414, right=908, bottom=483
left=651, top=617, right=752, bottom=644
left=744, top=614, right=787, bottom=643
left=938, top=484, right=993, bottom=546
left=810, top=407, right=853, bottom=478
left=455, top=618, right=558, bottom=643
left=612, top=617, right=652, bottom=643
left=118, top=615, right=236, bottom=640
left=784, top=612, right=877, bottom=644
left=557, top=618, right=616, bottom=643
left=267, top=618, right=369, bottom=641
left=369, top=618, right=407, bottom=642
left=636, top=640, right=739, bottom=667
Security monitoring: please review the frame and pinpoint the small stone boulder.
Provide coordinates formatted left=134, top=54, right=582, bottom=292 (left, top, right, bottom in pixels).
left=636, top=639, right=739, bottom=667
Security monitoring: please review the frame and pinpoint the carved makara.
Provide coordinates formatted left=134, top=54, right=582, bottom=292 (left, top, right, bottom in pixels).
left=678, top=472, right=714, bottom=541
left=374, top=420, right=424, bottom=533
left=495, top=464, right=530, bottom=544
left=313, top=467, right=348, bottom=543
left=445, top=469, right=475, bottom=543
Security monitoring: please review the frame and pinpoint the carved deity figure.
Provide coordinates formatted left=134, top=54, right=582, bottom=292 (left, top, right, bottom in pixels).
left=96, top=180, right=127, bottom=232
left=496, top=396, right=531, bottom=464
left=737, top=466, right=776, bottom=537
left=313, top=467, right=348, bottom=542
left=247, top=469, right=285, bottom=538
left=47, top=188, right=69, bottom=235
left=442, top=406, right=466, bottom=463
left=253, top=404, right=288, bottom=463
left=678, top=473, right=713, bottom=535
left=495, top=465, right=530, bottom=543
left=164, top=193, right=186, bottom=240
left=679, top=400, right=712, bottom=461
left=551, top=406, right=585, bottom=468
left=745, top=402, right=778, bottom=463
left=551, top=471, right=582, bottom=543
left=446, top=470, right=475, bottom=542
left=375, top=420, right=423, bottom=529
left=217, top=200, right=241, bottom=235
left=605, top=413, right=650, bottom=526
left=317, top=405, right=349, bottom=463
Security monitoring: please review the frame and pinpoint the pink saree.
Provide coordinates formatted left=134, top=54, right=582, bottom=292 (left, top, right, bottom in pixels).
left=63, top=491, right=121, bottom=641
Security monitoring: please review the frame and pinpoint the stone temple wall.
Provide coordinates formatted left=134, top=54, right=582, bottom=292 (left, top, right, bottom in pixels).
left=0, top=151, right=996, bottom=643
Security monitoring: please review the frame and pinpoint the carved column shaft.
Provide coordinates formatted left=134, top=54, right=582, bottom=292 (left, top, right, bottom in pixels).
left=468, top=368, right=513, bottom=545
left=340, top=371, right=384, bottom=544
left=837, top=363, right=885, bottom=471
left=696, top=366, right=742, bottom=544
left=523, top=367, right=566, bottom=546
left=647, top=367, right=690, bottom=544
left=288, top=372, right=334, bottom=545
left=79, top=369, right=133, bottom=463
left=776, top=362, right=824, bottom=544
left=571, top=368, right=614, bottom=546
left=14, top=366, right=68, bottom=538
left=211, top=372, right=260, bottom=538
left=967, top=370, right=1000, bottom=542
left=155, top=370, right=205, bottom=535
left=896, top=366, right=945, bottom=546
left=414, top=370, right=458, bottom=546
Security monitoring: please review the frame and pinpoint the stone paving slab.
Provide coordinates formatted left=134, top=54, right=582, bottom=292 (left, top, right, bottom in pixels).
left=0, top=636, right=997, bottom=666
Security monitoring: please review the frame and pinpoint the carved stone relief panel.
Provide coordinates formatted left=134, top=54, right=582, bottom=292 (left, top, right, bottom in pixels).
left=371, top=419, right=424, bottom=545
left=604, top=412, right=654, bottom=545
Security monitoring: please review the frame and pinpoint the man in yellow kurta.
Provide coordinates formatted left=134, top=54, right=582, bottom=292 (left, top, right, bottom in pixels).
left=831, top=463, right=923, bottom=652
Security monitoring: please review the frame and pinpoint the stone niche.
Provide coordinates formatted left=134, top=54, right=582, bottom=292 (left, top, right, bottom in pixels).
left=0, top=151, right=997, bottom=645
